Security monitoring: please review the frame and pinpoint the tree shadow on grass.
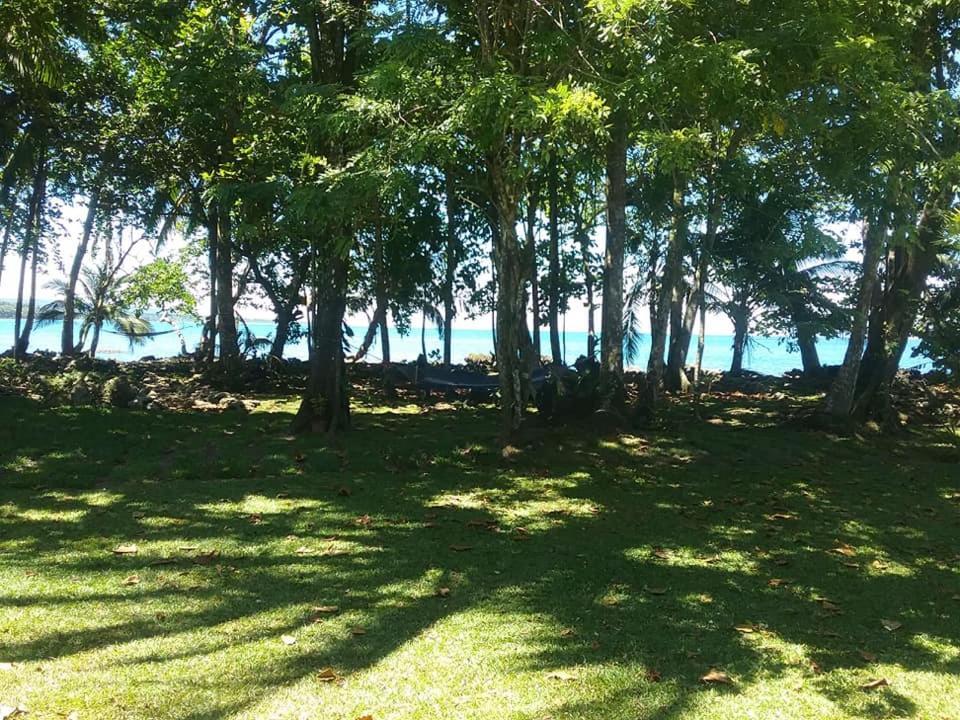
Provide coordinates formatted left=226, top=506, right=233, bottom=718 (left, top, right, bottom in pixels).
left=0, top=392, right=957, bottom=719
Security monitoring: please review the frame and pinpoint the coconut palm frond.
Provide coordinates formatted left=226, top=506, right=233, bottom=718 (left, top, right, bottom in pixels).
left=111, top=315, right=155, bottom=348
left=35, top=300, right=65, bottom=326
left=622, top=278, right=647, bottom=366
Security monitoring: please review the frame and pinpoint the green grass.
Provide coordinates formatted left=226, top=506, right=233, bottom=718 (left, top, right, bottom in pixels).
left=0, top=389, right=958, bottom=719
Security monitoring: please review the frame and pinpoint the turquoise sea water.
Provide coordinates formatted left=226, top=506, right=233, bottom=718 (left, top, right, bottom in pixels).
left=0, top=318, right=929, bottom=376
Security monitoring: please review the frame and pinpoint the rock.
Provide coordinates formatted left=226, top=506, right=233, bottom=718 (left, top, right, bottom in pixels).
left=102, top=376, right=137, bottom=408
left=218, top=396, right=245, bottom=411
left=70, top=382, right=98, bottom=406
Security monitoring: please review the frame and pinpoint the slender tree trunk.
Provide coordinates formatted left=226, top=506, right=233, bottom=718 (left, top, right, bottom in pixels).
left=694, top=298, right=707, bottom=383
left=443, top=172, right=460, bottom=367
left=730, top=304, right=749, bottom=374
left=62, top=188, right=100, bottom=356
left=89, top=321, right=102, bottom=359
left=547, top=154, right=562, bottom=364
left=665, top=285, right=688, bottom=392
left=579, top=217, right=597, bottom=361
left=824, top=220, right=883, bottom=416
left=487, top=167, right=527, bottom=437
left=647, top=178, right=686, bottom=405
left=0, top=201, right=14, bottom=290
left=420, top=310, right=427, bottom=359
left=354, top=304, right=385, bottom=362
left=14, top=156, right=46, bottom=360
left=525, top=187, right=540, bottom=359
left=202, top=215, right=218, bottom=363
left=216, top=211, right=239, bottom=369
left=600, top=108, right=628, bottom=408
left=379, top=312, right=390, bottom=364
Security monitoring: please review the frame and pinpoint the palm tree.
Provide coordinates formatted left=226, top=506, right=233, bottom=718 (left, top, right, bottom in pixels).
left=37, top=263, right=153, bottom=359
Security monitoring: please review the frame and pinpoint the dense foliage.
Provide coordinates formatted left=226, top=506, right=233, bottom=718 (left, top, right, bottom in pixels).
left=2, top=0, right=959, bottom=436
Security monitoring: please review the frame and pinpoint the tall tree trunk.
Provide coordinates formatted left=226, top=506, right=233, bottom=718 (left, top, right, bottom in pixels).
left=665, top=284, right=688, bottom=392
left=647, top=178, right=686, bottom=405
left=216, top=210, right=239, bottom=368
left=14, top=156, right=46, bottom=360
left=0, top=200, right=14, bottom=290
left=853, top=196, right=945, bottom=419
left=293, top=254, right=351, bottom=434
left=600, top=108, right=628, bottom=407
left=354, top=303, right=386, bottom=362
left=579, top=217, right=597, bottom=361
left=379, top=312, right=390, bottom=364
left=795, top=322, right=821, bottom=375
left=824, top=220, right=883, bottom=416
left=89, top=321, right=102, bottom=359
left=202, top=215, right=218, bottom=363
left=525, top=187, right=540, bottom=359
left=547, top=154, right=562, bottom=364
left=443, top=172, right=460, bottom=367
left=694, top=298, right=707, bottom=384
left=491, top=177, right=526, bottom=437
left=62, top=188, right=100, bottom=356
left=730, top=303, right=749, bottom=374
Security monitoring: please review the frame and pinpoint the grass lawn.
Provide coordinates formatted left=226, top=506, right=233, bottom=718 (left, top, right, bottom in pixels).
left=1, top=389, right=958, bottom=719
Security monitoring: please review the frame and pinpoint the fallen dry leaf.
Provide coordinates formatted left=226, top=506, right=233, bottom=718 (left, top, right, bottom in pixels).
left=317, top=668, right=341, bottom=683
left=0, top=706, right=26, bottom=720
left=312, top=605, right=340, bottom=615
left=449, top=544, right=473, bottom=552
left=766, top=512, right=797, bottom=521
left=645, top=586, right=668, bottom=596
left=112, top=544, right=138, bottom=556
left=645, top=669, right=662, bottom=683
left=355, top=716, right=373, bottom=720
left=861, top=678, right=890, bottom=691
left=651, top=547, right=671, bottom=560
left=858, top=650, right=877, bottom=663
left=355, top=515, right=373, bottom=527
left=700, top=669, right=733, bottom=685
left=767, top=578, right=790, bottom=588
left=350, top=627, right=366, bottom=636
left=295, top=546, right=313, bottom=556
left=880, top=619, right=902, bottom=632
left=435, top=587, right=451, bottom=598
left=546, top=671, right=578, bottom=681
left=193, top=549, right=221, bottom=565
left=831, top=544, right=857, bottom=557
left=811, top=661, right=823, bottom=675
left=734, top=625, right=756, bottom=634
left=121, top=574, right=140, bottom=586
left=560, top=628, right=577, bottom=638
left=281, top=635, right=297, bottom=646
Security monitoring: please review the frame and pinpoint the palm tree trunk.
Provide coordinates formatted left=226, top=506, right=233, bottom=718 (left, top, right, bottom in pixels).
left=379, top=312, right=390, bottom=364
left=62, top=187, right=100, bottom=356
left=89, top=321, right=102, bottom=359
left=600, top=107, right=628, bottom=407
